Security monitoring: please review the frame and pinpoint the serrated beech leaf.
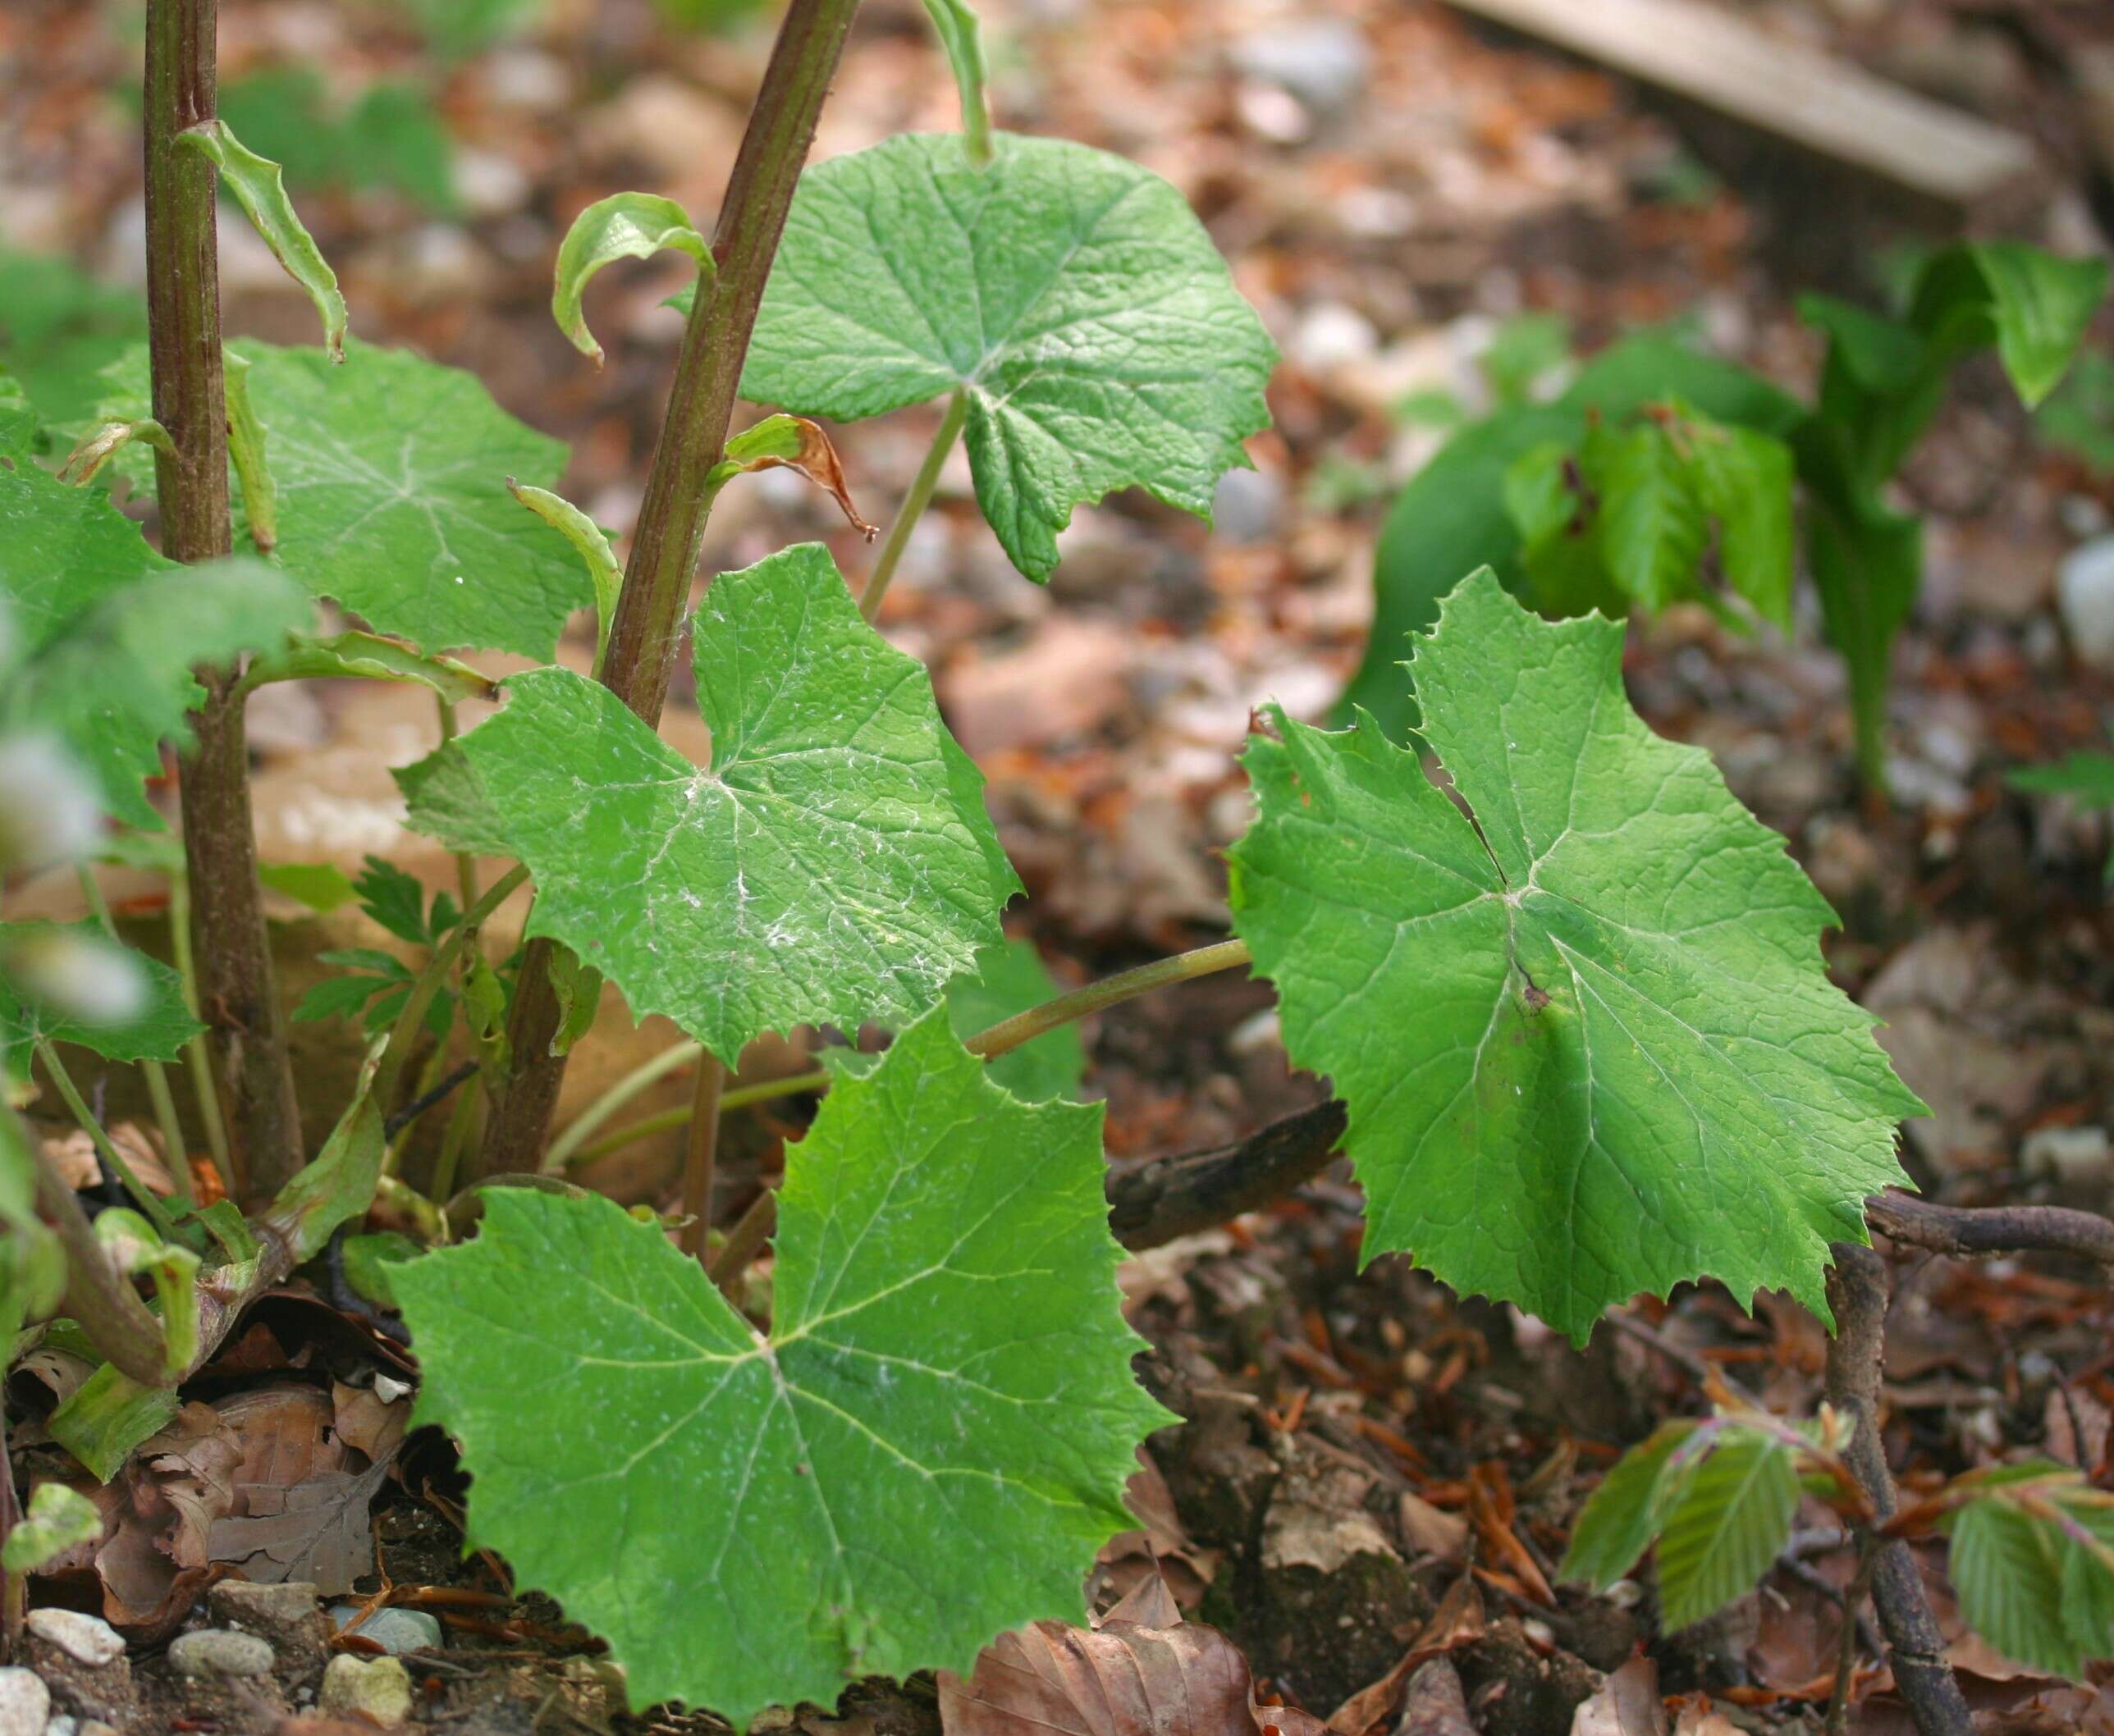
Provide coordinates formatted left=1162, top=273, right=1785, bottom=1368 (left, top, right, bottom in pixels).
left=729, top=132, right=1275, bottom=582
left=395, top=1010, right=1171, bottom=1725
left=1652, top=1431, right=1798, bottom=1629
left=410, top=543, right=1018, bottom=1062
left=1228, top=571, right=1923, bottom=1339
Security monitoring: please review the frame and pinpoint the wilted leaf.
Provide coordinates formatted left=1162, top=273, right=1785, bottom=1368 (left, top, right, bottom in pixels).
left=940, top=1574, right=1326, bottom=1736
left=712, top=413, right=876, bottom=539
left=176, top=121, right=347, bottom=359
left=551, top=191, right=710, bottom=367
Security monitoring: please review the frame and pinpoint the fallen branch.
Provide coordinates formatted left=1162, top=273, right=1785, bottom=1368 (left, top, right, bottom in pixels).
left=1823, top=1244, right=1972, bottom=1736
left=1866, top=1190, right=2114, bottom=1268
left=1105, top=1099, right=1346, bottom=1251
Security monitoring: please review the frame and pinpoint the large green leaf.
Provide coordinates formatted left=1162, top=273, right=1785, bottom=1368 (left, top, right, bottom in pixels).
left=410, top=543, right=1017, bottom=1062
left=1652, top=1430, right=1798, bottom=1629
left=0, top=921, right=203, bottom=1076
left=89, top=340, right=587, bottom=659
left=0, top=456, right=310, bottom=825
left=1229, top=571, right=1922, bottom=1339
left=396, top=1009, right=1169, bottom=1725
left=731, top=131, right=1275, bottom=582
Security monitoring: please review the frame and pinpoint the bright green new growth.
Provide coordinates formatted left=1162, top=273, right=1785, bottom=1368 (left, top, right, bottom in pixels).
left=0, top=444, right=310, bottom=824
left=551, top=191, right=712, bottom=367
left=0, top=920, right=203, bottom=1078
left=1561, top=1415, right=1801, bottom=1630
left=506, top=482, right=621, bottom=674
left=1506, top=402, right=1794, bottom=628
left=1947, top=1466, right=2114, bottom=1676
left=396, top=1010, right=1169, bottom=1726
left=406, top=543, right=1018, bottom=1063
left=87, top=340, right=588, bottom=659
left=730, top=132, right=1276, bottom=582
left=1229, top=571, right=1923, bottom=1340
left=0, top=1482, right=101, bottom=1574
left=920, top=0, right=993, bottom=167
left=175, top=119, right=349, bottom=359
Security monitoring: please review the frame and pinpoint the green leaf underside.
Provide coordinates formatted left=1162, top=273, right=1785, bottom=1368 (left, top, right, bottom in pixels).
left=944, top=936, right=1086, bottom=1102
left=1559, top=1419, right=1697, bottom=1591
left=1652, top=1431, right=1798, bottom=1629
left=396, top=1011, right=1169, bottom=1725
left=414, top=543, right=1018, bottom=1062
left=88, top=340, right=587, bottom=659
left=1229, top=572, right=1923, bottom=1339
left=0, top=921, right=203, bottom=1076
left=731, top=132, right=1275, bottom=582
left=0, top=450, right=310, bottom=824
left=1947, top=1469, right=2114, bottom=1677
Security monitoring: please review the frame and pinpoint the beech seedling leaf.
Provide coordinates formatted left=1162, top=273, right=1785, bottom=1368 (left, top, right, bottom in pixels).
left=396, top=1009, right=1169, bottom=1725
left=551, top=191, right=712, bottom=367
left=730, top=132, right=1275, bottom=582
left=408, top=542, right=1018, bottom=1062
left=1228, top=570, right=1923, bottom=1339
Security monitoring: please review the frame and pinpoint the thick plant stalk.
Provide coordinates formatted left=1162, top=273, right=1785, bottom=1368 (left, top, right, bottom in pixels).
left=480, top=0, right=862, bottom=1173
left=1823, top=1245, right=1973, bottom=1736
left=678, top=1055, right=725, bottom=1261
left=145, top=0, right=302, bottom=1198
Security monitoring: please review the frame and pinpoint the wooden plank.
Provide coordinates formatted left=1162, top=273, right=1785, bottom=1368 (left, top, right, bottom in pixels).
left=1448, top=0, right=2038, bottom=212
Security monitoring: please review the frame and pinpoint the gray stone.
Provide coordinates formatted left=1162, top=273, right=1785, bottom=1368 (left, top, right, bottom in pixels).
left=319, top=1655, right=413, bottom=1728
left=210, top=1580, right=330, bottom=1679
left=1229, top=21, right=1370, bottom=121
left=327, top=1605, right=442, bottom=1656
left=167, top=1629, right=275, bottom=1680
left=23, top=1611, right=121, bottom=1669
left=2059, top=537, right=2114, bottom=671
left=45, top=1715, right=76, bottom=1736
left=0, top=1669, right=46, bottom=1736
left=1210, top=468, right=1285, bottom=545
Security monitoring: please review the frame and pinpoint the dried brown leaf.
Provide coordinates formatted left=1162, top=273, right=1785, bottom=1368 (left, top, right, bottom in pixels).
left=939, top=1579, right=1326, bottom=1736
left=1569, top=1656, right=1668, bottom=1736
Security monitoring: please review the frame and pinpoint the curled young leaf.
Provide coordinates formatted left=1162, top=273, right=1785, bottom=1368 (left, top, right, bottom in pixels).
left=238, top=629, right=499, bottom=706
left=921, top=0, right=993, bottom=168
left=175, top=120, right=348, bottom=361
left=551, top=191, right=712, bottom=367
left=506, top=480, right=620, bottom=675
left=221, top=347, right=277, bottom=552
left=57, top=417, right=174, bottom=487
left=708, top=413, right=876, bottom=540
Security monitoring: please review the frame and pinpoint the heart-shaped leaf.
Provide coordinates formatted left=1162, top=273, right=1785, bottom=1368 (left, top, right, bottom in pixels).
left=396, top=1008, right=1169, bottom=1725
left=727, top=132, right=1276, bottom=582
left=1229, top=570, right=1922, bottom=1339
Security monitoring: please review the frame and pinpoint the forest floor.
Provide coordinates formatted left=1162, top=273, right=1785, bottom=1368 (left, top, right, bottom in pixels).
left=7, top=0, right=2114, bottom=1729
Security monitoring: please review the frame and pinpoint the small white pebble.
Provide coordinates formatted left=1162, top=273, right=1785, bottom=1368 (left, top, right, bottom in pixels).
left=0, top=1667, right=48, bottom=1736
left=25, top=1608, right=124, bottom=1668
